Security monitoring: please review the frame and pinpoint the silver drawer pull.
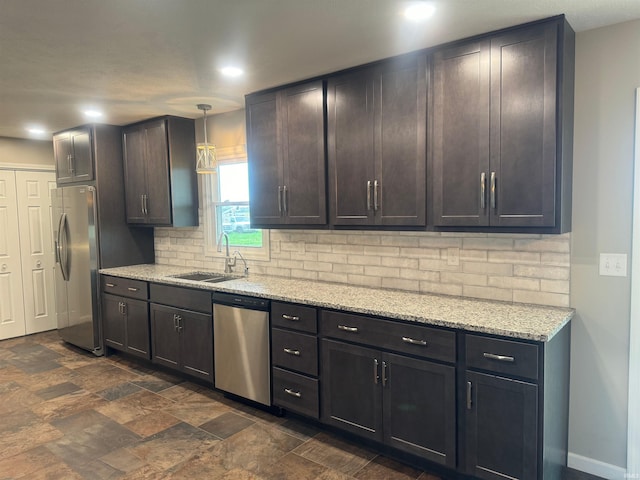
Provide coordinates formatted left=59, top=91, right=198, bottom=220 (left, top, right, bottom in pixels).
left=402, top=336, right=427, bottom=346
left=483, top=352, right=515, bottom=363
left=127, top=287, right=139, bottom=292
left=338, top=325, right=358, bottom=333
left=105, top=283, right=116, bottom=288
left=284, top=388, right=301, bottom=398
left=282, top=314, right=300, bottom=321
left=283, top=348, right=301, bottom=356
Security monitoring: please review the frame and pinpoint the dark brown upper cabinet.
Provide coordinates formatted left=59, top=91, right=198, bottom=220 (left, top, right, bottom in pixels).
left=246, top=80, right=326, bottom=227
left=122, top=116, right=198, bottom=227
left=328, top=55, right=428, bottom=227
left=432, top=17, right=574, bottom=232
left=53, top=126, right=93, bottom=185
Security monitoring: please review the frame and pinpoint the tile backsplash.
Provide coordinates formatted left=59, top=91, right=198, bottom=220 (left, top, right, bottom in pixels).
left=155, top=218, right=570, bottom=308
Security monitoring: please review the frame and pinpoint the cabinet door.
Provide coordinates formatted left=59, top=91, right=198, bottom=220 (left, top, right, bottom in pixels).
left=179, top=309, right=214, bottom=383
left=143, top=120, right=172, bottom=225
left=281, top=81, right=327, bottom=225
left=465, top=371, right=538, bottom=480
left=432, top=40, right=491, bottom=226
left=382, top=353, right=456, bottom=467
left=124, top=298, right=150, bottom=359
left=69, top=129, right=93, bottom=183
left=123, top=125, right=148, bottom=224
left=375, top=56, right=427, bottom=226
left=247, top=92, right=285, bottom=226
left=320, top=339, right=382, bottom=442
left=328, top=71, right=375, bottom=226
left=102, top=294, right=125, bottom=351
left=150, top=303, right=179, bottom=369
left=490, top=23, right=557, bottom=228
left=53, top=134, right=73, bottom=184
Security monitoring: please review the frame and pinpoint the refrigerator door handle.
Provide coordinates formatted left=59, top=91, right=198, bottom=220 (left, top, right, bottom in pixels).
left=58, top=213, right=69, bottom=281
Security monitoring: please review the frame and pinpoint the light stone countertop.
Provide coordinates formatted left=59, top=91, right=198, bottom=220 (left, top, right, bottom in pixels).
left=100, top=264, right=574, bottom=342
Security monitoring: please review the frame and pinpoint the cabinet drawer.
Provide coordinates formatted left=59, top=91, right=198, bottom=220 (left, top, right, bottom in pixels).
left=102, top=276, right=148, bottom=300
left=272, top=367, right=319, bottom=419
left=149, top=283, right=211, bottom=313
left=466, top=334, right=539, bottom=381
left=272, top=302, right=317, bottom=334
left=271, top=329, right=318, bottom=376
left=320, top=310, right=455, bottom=363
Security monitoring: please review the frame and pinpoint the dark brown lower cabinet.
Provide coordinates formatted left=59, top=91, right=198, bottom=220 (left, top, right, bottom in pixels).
left=321, top=339, right=456, bottom=467
left=465, top=371, right=538, bottom=480
left=102, top=293, right=150, bottom=359
left=150, top=303, right=213, bottom=383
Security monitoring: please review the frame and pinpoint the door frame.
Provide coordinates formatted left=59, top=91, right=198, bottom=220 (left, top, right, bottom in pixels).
left=628, top=87, right=640, bottom=476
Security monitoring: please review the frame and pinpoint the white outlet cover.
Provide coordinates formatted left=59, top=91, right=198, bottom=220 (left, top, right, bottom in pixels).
left=599, top=253, right=628, bottom=277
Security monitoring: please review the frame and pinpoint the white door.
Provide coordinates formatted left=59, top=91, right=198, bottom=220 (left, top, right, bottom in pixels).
left=0, top=170, right=26, bottom=340
left=15, top=171, right=57, bottom=334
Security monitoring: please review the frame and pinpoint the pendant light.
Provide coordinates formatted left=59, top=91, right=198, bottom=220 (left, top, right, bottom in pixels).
left=196, top=103, right=217, bottom=174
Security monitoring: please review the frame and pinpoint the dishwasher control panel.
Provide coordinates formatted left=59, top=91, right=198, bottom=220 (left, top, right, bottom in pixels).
left=212, top=292, right=270, bottom=311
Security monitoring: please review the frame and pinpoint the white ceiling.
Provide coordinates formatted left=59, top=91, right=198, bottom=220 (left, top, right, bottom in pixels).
left=2, top=0, right=639, bottom=140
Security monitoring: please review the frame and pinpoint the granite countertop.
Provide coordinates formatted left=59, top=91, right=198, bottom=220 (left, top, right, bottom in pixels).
left=100, top=264, right=574, bottom=342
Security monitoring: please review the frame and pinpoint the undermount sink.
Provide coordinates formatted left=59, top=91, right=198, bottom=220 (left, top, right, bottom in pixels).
left=171, top=272, right=235, bottom=283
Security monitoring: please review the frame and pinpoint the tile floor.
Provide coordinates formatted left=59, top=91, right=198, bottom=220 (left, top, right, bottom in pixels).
left=0, top=331, right=442, bottom=479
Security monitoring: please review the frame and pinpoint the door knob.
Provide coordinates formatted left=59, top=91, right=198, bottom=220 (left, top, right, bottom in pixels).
left=36, top=261, right=42, bottom=268
left=1, top=264, right=6, bottom=271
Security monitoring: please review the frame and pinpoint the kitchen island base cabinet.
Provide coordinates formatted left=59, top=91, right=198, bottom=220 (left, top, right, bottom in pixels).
left=102, top=294, right=150, bottom=359
left=150, top=303, right=213, bottom=383
left=320, top=338, right=456, bottom=467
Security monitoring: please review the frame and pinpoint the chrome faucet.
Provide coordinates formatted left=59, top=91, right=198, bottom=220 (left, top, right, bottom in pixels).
left=232, top=250, right=249, bottom=276
left=217, top=232, right=234, bottom=273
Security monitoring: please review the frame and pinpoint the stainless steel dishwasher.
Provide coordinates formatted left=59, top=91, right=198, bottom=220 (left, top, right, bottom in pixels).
left=213, top=292, right=271, bottom=406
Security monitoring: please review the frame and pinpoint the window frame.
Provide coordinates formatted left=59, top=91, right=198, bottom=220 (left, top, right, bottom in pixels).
left=203, top=145, right=270, bottom=261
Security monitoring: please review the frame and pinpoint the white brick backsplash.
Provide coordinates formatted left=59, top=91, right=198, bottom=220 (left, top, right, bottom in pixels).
left=488, top=251, right=541, bottom=264
left=441, top=272, right=487, bottom=286
left=463, top=261, right=513, bottom=276
left=514, top=265, right=570, bottom=280
left=156, top=225, right=571, bottom=308
left=513, top=290, right=570, bottom=308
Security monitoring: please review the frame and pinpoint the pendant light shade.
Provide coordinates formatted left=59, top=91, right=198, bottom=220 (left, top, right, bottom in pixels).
left=196, top=103, right=217, bottom=174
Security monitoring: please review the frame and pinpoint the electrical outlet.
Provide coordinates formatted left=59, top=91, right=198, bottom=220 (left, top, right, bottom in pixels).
left=599, top=253, right=628, bottom=277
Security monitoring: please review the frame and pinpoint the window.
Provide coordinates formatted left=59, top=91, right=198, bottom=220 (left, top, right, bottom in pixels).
left=203, top=146, right=269, bottom=260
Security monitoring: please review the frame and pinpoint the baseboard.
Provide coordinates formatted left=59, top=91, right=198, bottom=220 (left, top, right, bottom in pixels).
left=568, top=452, right=627, bottom=479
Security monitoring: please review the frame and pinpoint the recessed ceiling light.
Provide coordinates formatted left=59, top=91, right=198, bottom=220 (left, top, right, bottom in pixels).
left=220, top=66, right=244, bottom=78
left=26, top=125, right=46, bottom=135
left=403, top=2, right=436, bottom=21
left=83, top=109, right=103, bottom=118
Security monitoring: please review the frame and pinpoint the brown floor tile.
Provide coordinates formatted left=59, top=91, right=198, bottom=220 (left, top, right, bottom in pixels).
left=0, top=422, right=64, bottom=461
left=257, top=451, right=330, bottom=479
left=206, top=421, right=304, bottom=475
left=95, top=389, right=175, bottom=424
left=165, top=399, right=231, bottom=427
left=30, top=389, right=108, bottom=421
left=16, top=365, right=79, bottom=391
left=35, top=381, right=82, bottom=400
left=100, top=447, right=147, bottom=473
left=124, top=410, right=182, bottom=437
left=157, top=382, right=215, bottom=403
left=353, top=455, right=423, bottom=479
left=316, top=469, right=358, bottom=480
left=0, top=381, right=44, bottom=415
left=97, top=381, right=143, bottom=401
left=131, top=374, right=184, bottom=393
left=276, top=417, right=321, bottom=441
left=293, top=432, right=377, bottom=476
left=0, top=445, right=61, bottom=479
left=120, top=463, right=169, bottom=479
left=199, top=411, right=256, bottom=439
left=26, top=460, right=85, bottom=480
left=72, top=364, right=141, bottom=392
left=127, top=422, right=220, bottom=470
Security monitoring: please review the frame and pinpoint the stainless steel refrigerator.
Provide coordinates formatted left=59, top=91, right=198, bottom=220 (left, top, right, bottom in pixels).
left=53, top=185, right=102, bottom=354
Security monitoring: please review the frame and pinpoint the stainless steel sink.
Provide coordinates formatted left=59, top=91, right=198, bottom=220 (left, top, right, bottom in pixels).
left=171, top=272, right=235, bottom=283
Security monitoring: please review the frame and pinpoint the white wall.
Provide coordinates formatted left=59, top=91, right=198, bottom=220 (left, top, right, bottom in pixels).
left=570, top=19, right=640, bottom=475
left=0, top=137, right=53, bottom=167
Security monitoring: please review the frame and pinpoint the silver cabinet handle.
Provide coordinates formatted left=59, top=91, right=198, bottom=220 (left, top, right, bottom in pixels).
left=283, top=185, right=288, bottom=215
left=374, top=358, right=379, bottom=384
left=480, top=172, right=486, bottom=209
left=284, top=388, right=301, bottom=398
left=483, top=352, right=515, bottom=363
left=277, top=186, right=283, bottom=214
left=118, top=302, right=123, bottom=315
left=490, top=172, right=496, bottom=209
left=67, top=154, right=74, bottom=175
left=282, top=314, right=300, bottom=321
left=283, top=348, right=300, bottom=356
left=382, top=361, right=387, bottom=387
left=105, top=283, right=116, bottom=288
left=467, top=381, right=473, bottom=409
left=366, top=180, right=372, bottom=210
left=140, top=194, right=145, bottom=216
left=373, top=180, right=379, bottom=211
left=144, top=194, right=148, bottom=215
left=127, top=287, right=139, bottom=292
left=121, top=302, right=127, bottom=315
left=338, top=325, right=358, bottom=333
left=401, top=336, right=427, bottom=346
